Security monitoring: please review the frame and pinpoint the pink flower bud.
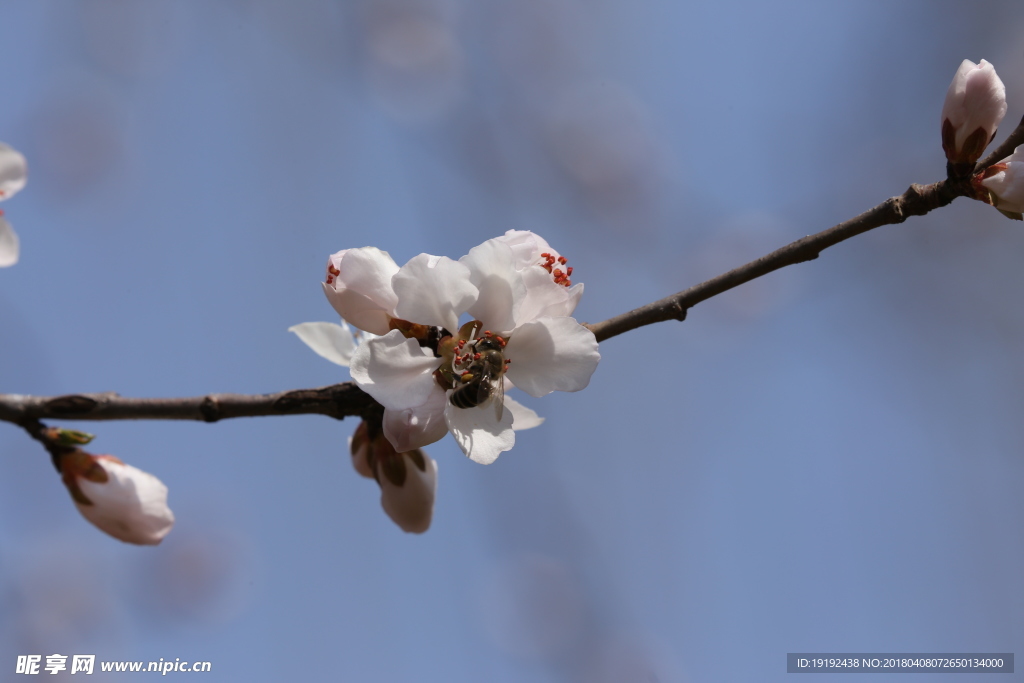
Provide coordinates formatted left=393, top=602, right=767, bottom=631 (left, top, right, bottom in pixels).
left=60, top=451, right=175, bottom=545
left=348, top=421, right=376, bottom=479
left=979, top=146, right=1024, bottom=215
left=375, top=448, right=437, bottom=534
left=349, top=421, right=438, bottom=532
left=941, top=59, right=1006, bottom=173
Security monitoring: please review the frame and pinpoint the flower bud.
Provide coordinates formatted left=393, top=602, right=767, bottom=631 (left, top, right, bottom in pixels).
left=941, top=59, right=1007, bottom=175
left=375, top=447, right=438, bottom=534
left=59, top=451, right=175, bottom=545
left=349, top=420, right=439, bottom=532
left=348, top=420, right=376, bottom=479
left=978, top=145, right=1024, bottom=218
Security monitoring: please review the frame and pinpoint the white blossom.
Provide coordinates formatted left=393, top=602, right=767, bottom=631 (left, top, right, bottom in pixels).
left=60, top=451, right=174, bottom=545
left=349, top=231, right=597, bottom=464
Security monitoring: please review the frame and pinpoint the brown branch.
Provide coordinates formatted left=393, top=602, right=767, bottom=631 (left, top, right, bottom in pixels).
left=0, top=383, right=378, bottom=424
left=584, top=177, right=973, bottom=343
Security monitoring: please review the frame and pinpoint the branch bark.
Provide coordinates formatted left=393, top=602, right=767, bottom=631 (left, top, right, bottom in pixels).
left=0, top=383, right=377, bottom=424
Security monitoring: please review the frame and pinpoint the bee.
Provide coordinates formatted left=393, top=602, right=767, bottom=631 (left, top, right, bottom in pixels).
left=449, top=336, right=507, bottom=420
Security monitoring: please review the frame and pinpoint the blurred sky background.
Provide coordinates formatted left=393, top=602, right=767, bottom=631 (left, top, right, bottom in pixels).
left=1, top=1, right=1023, bottom=681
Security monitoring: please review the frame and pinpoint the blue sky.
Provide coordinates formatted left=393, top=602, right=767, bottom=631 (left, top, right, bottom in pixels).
left=1, top=2, right=1023, bottom=681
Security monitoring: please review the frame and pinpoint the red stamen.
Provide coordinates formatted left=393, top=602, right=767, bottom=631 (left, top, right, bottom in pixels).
left=558, top=256, right=567, bottom=265
left=566, top=266, right=573, bottom=276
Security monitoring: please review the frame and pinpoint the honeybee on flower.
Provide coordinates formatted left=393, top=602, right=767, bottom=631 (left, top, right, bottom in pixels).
left=296, top=230, right=599, bottom=465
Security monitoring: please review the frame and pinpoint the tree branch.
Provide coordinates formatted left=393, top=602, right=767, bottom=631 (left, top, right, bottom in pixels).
left=0, top=384, right=377, bottom=424
left=585, top=177, right=969, bottom=343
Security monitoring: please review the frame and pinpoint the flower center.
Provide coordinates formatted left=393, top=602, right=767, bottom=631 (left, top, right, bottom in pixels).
left=539, top=252, right=573, bottom=287
left=450, top=330, right=509, bottom=376
left=325, top=263, right=341, bottom=285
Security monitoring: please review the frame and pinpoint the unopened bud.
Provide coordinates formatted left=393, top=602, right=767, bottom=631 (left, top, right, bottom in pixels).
left=349, top=420, right=439, bottom=532
left=941, top=59, right=1007, bottom=176
left=48, top=427, right=96, bottom=446
left=348, top=421, right=375, bottom=479
left=59, top=450, right=174, bottom=545
left=376, top=448, right=437, bottom=534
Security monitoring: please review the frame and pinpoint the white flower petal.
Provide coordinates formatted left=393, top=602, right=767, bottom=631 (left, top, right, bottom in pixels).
left=515, top=267, right=582, bottom=323
left=504, top=317, right=600, bottom=397
left=0, top=215, right=18, bottom=268
left=0, top=143, right=27, bottom=201
left=350, top=330, right=440, bottom=410
left=982, top=145, right=1024, bottom=213
left=323, top=247, right=400, bottom=334
left=392, top=253, right=477, bottom=332
left=462, top=238, right=525, bottom=333
left=383, top=385, right=449, bottom=452
left=289, top=321, right=357, bottom=367
left=505, top=396, right=544, bottom=431
left=444, top=396, right=515, bottom=464
left=73, top=458, right=174, bottom=545
left=378, top=450, right=437, bottom=534
left=496, top=229, right=557, bottom=269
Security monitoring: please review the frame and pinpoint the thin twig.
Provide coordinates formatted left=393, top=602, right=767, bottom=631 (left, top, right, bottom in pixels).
left=585, top=178, right=969, bottom=343
left=976, top=114, right=1024, bottom=170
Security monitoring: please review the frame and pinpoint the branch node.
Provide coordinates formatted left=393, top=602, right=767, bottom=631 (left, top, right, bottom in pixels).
left=45, top=395, right=100, bottom=415
left=889, top=195, right=908, bottom=223
left=199, top=396, right=221, bottom=423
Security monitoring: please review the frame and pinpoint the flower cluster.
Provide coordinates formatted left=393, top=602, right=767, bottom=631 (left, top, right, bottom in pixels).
left=292, top=231, right=600, bottom=532
left=325, top=230, right=600, bottom=464
left=0, top=142, right=27, bottom=267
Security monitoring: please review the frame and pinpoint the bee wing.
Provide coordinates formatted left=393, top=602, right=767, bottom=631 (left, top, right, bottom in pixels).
left=492, top=371, right=505, bottom=422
